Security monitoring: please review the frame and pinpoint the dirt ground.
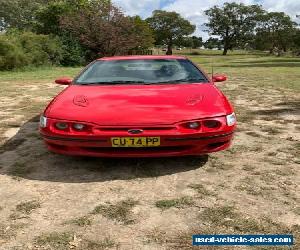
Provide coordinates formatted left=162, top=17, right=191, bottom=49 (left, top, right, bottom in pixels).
left=0, top=54, right=299, bottom=249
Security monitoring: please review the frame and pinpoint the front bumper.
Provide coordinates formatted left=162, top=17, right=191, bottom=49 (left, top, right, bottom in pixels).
left=40, top=131, right=234, bottom=157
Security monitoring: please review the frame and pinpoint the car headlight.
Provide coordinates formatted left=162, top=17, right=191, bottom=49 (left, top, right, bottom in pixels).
left=226, top=112, right=236, bottom=126
left=55, top=122, right=69, bottom=130
left=186, top=121, right=201, bottom=129
left=40, top=115, right=47, bottom=128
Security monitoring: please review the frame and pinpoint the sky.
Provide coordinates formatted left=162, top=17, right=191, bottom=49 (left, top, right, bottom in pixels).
left=113, top=0, right=300, bottom=39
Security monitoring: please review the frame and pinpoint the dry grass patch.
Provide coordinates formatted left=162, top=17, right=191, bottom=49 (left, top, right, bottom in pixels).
left=227, top=145, right=250, bottom=154
left=169, top=214, right=299, bottom=250
left=155, top=196, right=194, bottom=210
left=187, top=184, right=215, bottom=197
left=80, top=237, right=117, bottom=250
left=293, top=207, right=300, bottom=215
left=205, top=156, right=233, bottom=172
left=235, top=108, right=255, bottom=123
left=235, top=177, right=272, bottom=196
left=261, top=127, right=283, bottom=135
left=274, top=167, right=295, bottom=176
left=35, top=232, right=117, bottom=250
left=242, top=164, right=255, bottom=171
left=0, top=223, right=26, bottom=240
left=16, top=200, right=40, bottom=215
left=68, top=215, right=92, bottom=227
left=35, top=232, right=73, bottom=250
left=245, top=131, right=261, bottom=137
left=262, top=156, right=286, bottom=166
left=144, top=227, right=168, bottom=245
left=92, top=198, right=138, bottom=224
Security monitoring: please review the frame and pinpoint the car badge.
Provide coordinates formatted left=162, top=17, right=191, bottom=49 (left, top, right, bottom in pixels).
left=186, top=94, right=203, bottom=106
left=128, top=129, right=143, bottom=134
left=73, top=95, right=89, bottom=107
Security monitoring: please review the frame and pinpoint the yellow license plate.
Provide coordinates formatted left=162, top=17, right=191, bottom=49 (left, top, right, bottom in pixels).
left=111, top=137, right=160, bottom=147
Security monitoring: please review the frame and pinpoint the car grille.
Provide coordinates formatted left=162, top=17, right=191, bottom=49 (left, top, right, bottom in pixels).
left=95, top=126, right=176, bottom=132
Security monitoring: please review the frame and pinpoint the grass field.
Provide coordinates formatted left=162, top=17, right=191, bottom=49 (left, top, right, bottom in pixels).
left=0, top=50, right=299, bottom=249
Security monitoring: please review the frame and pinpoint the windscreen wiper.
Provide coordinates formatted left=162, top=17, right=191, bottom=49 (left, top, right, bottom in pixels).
left=155, top=78, right=206, bottom=84
left=78, top=80, right=145, bottom=85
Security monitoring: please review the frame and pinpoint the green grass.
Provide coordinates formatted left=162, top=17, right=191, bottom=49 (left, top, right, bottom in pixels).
left=0, top=66, right=82, bottom=82
left=183, top=51, right=300, bottom=91
left=0, top=51, right=299, bottom=91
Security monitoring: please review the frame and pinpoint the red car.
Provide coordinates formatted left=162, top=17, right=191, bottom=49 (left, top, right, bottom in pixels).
left=39, top=55, right=236, bottom=157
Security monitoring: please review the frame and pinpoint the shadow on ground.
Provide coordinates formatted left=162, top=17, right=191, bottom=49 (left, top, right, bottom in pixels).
left=0, top=115, right=208, bottom=183
left=251, top=100, right=300, bottom=117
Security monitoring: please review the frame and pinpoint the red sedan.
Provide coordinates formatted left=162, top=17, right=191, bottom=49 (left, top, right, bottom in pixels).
left=39, top=55, right=236, bottom=157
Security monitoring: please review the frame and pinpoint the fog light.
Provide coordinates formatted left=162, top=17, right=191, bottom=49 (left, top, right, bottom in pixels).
left=73, top=123, right=85, bottom=130
left=226, top=113, right=236, bottom=126
left=187, top=121, right=200, bottom=129
left=55, top=122, right=68, bottom=130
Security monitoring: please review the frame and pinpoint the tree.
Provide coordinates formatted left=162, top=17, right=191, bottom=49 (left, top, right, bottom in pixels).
left=174, top=36, right=193, bottom=48
left=34, top=0, right=92, bottom=35
left=146, top=10, right=195, bottom=55
left=60, top=1, right=153, bottom=58
left=130, top=16, right=155, bottom=50
left=191, top=36, right=203, bottom=48
left=0, top=0, right=52, bottom=31
left=254, top=12, right=297, bottom=54
left=204, top=38, right=222, bottom=50
left=294, top=29, right=300, bottom=55
left=205, top=2, right=263, bottom=55
left=34, top=1, right=87, bottom=65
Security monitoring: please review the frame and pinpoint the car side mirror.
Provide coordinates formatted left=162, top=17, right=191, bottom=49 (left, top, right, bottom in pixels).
left=212, top=74, right=227, bottom=83
left=55, top=77, right=72, bottom=85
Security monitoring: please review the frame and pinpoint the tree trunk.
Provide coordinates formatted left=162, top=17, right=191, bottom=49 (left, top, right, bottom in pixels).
left=166, top=39, right=173, bottom=55
left=283, top=46, right=287, bottom=52
left=222, top=47, right=228, bottom=55
left=269, top=48, right=273, bottom=54
left=166, top=45, right=172, bottom=55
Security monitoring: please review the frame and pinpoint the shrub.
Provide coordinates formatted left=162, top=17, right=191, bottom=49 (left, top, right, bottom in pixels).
left=0, top=31, right=63, bottom=70
left=58, top=33, right=86, bottom=66
left=0, top=37, right=28, bottom=70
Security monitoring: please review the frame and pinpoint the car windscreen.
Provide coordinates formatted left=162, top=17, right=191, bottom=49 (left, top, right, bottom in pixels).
left=74, top=59, right=209, bottom=85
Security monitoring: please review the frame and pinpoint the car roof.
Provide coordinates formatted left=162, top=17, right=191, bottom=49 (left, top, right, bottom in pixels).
left=97, top=55, right=187, bottom=61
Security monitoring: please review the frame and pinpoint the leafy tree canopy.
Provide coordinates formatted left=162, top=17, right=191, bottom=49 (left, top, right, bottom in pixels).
left=254, top=12, right=297, bottom=54
left=205, top=2, right=264, bottom=55
left=146, top=10, right=195, bottom=55
left=60, top=1, right=153, bottom=58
